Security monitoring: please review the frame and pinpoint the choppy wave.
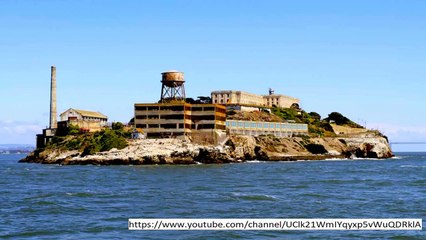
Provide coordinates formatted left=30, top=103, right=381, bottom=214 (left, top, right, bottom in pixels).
left=229, top=192, right=279, bottom=201
left=245, top=160, right=264, bottom=163
left=400, top=165, right=426, bottom=168
left=1, top=153, right=425, bottom=239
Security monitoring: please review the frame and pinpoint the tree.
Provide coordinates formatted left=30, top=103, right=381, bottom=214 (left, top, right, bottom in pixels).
left=196, top=96, right=212, bottom=104
left=185, top=98, right=195, bottom=104
left=290, top=103, right=300, bottom=110
left=325, top=112, right=363, bottom=128
left=325, top=112, right=348, bottom=124
left=309, top=112, right=321, bottom=121
left=112, top=122, right=124, bottom=131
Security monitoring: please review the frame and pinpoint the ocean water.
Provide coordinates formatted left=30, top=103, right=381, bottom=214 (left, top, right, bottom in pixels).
left=0, top=153, right=425, bottom=239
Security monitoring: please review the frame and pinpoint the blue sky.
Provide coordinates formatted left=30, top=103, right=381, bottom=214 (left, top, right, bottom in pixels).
left=0, top=0, right=425, bottom=151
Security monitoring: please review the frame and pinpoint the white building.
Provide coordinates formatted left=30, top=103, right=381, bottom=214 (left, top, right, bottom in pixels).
left=211, top=90, right=264, bottom=105
left=59, top=108, right=108, bottom=132
left=211, top=90, right=299, bottom=110
left=60, top=108, right=108, bottom=122
left=262, top=94, right=299, bottom=108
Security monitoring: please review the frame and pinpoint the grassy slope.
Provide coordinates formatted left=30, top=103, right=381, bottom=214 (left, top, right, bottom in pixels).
left=43, top=126, right=131, bottom=156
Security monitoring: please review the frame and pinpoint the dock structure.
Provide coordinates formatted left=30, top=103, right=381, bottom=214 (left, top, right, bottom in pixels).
left=226, top=120, right=308, bottom=137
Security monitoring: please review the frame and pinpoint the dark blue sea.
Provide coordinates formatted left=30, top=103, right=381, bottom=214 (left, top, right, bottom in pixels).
left=1, top=153, right=425, bottom=239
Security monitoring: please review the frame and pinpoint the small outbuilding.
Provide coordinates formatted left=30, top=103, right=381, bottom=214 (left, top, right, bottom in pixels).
left=59, top=108, right=108, bottom=132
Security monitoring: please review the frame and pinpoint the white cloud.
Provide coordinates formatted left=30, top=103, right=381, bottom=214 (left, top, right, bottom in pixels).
left=368, top=122, right=426, bottom=142
left=0, top=120, right=44, bottom=144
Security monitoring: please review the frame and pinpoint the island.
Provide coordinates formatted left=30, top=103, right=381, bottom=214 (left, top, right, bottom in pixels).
left=20, top=110, right=392, bottom=165
left=20, top=68, right=392, bottom=165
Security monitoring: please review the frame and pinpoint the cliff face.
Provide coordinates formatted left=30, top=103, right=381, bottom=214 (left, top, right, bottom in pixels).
left=20, top=134, right=393, bottom=165
left=225, top=134, right=392, bottom=161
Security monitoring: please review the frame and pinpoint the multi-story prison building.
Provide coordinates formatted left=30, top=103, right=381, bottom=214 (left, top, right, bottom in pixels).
left=211, top=90, right=300, bottom=109
left=134, top=103, right=226, bottom=138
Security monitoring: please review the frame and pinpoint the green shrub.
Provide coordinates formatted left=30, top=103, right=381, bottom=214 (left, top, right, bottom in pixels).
left=112, top=122, right=124, bottom=131
left=319, top=122, right=334, bottom=132
left=81, top=138, right=102, bottom=157
left=65, top=138, right=81, bottom=150
left=271, top=107, right=299, bottom=121
left=308, top=125, right=324, bottom=136
left=68, top=124, right=80, bottom=135
left=51, top=136, right=65, bottom=144
left=57, top=128, right=131, bottom=156
left=99, top=129, right=128, bottom=151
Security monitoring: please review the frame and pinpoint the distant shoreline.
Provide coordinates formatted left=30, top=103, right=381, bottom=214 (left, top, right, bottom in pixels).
left=0, top=144, right=34, bottom=155
left=0, top=151, right=33, bottom=155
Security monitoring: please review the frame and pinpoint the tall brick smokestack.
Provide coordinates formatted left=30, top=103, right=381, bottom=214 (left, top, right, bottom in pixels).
left=49, top=65, right=57, bottom=129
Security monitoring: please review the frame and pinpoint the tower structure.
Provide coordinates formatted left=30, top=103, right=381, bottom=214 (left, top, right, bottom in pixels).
left=49, top=65, right=57, bottom=129
left=160, top=70, right=186, bottom=102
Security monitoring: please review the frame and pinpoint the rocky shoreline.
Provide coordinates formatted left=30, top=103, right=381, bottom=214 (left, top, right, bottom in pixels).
left=20, top=133, right=393, bottom=165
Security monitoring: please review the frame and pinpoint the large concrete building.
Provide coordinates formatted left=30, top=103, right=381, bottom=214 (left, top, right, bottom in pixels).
left=191, top=104, right=226, bottom=131
left=211, top=90, right=264, bottom=105
left=134, top=103, right=192, bottom=138
left=211, top=89, right=300, bottom=110
left=134, top=103, right=226, bottom=138
left=262, top=94, right=299, bottom=108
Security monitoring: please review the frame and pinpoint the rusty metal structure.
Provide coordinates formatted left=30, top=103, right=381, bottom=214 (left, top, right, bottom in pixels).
left=160, top=70, right=186, bottom=103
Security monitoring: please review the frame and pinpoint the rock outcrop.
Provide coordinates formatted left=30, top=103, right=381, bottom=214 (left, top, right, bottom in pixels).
left=20, top=133, right=393, bottom=165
